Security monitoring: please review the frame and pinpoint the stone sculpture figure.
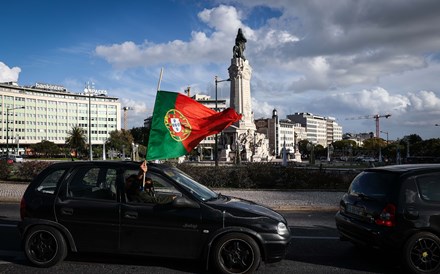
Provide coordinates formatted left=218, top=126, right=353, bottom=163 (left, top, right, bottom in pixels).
left=233, top=28, right=247, bottom=60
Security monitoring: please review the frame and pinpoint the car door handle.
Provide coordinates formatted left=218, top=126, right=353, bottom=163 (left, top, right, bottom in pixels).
left=124, top=211, right=138, bottom=219
left=61, top=207, right=74, bottom=216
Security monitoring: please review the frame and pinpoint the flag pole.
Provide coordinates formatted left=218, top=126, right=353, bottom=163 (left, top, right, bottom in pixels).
left=144, top=67, right=164, bottom=186
left=157, top=67, right=163, bottom=91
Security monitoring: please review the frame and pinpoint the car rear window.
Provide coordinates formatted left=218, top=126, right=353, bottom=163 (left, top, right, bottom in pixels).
left=417, top=173, right=440, bottom=202
left=348, top=171, right=399, bottom=200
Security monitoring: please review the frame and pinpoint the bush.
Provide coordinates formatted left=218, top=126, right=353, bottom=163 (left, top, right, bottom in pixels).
left=0, top=160, right=12, bottom=180
left=176, top=162, right=359, bottom=190
left=15, top=161, right=55, bottom=181
left=6, top=160, right=359, bottom=190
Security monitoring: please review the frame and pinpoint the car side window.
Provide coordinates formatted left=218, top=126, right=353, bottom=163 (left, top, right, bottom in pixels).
left=417, top=173, right=440, bottom=202
left=148, top=173, right=181, bottom=198
left=35, top=169, right=67, bottom=195
left=67, top=167, right=117, bottom=201
left=124, top=170, right=181, bottom=204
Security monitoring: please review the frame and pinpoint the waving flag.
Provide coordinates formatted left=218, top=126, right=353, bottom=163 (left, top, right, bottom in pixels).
left=147, top=90, right=242, bottom=160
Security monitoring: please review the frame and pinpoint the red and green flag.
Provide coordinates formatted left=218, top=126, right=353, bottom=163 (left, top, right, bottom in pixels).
left=146, top=90, right=242, bottom=160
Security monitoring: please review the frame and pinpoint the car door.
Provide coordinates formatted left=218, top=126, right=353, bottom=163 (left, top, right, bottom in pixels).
left=55, top=164, right=120, bottom=252
left=120, top=171, right=203, bottom=259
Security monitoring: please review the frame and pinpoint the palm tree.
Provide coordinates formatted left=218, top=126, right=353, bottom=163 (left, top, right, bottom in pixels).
left=65, top=126, right=87, bottom=158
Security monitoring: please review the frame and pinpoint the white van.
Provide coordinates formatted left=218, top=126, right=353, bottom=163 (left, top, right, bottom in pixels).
left=10, top=154, right=24, bottom=163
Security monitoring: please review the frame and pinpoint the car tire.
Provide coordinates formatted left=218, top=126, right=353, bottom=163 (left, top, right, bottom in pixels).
left=403, top=231, right=440, bottom=274
left=24, top=225, right=68, bottom=267
left=211, top=233, right=261, bottom=274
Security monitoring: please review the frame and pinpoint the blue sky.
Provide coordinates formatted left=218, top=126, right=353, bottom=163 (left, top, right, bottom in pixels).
left=2, top=0, right=440, bottom=140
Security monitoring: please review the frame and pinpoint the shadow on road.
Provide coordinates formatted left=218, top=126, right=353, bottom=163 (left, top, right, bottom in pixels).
left=287, top=225, right=404, bottom=274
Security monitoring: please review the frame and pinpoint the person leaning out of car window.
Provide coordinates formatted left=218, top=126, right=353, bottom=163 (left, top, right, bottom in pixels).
left=125, top=161, right=176, bottom=204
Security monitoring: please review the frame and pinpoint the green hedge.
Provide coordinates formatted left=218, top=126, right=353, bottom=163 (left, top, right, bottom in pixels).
left=175, top=163, right=359, bottom=190
left=0, top=160, right=12, bottom=180
left=2, top=161, right=55, bottom=182
left=3, top=161, right=359, bottom=190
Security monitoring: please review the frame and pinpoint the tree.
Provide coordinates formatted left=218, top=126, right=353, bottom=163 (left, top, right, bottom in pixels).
left=129, top=126, right=150, bottom=146
left=297, top=140, right=309, bottom=157
left=65, top=126, right=87, bottom=158
left=333, top=139, right=357, bottom=150
left=31, top=140, right=60, bottom=157
left=107, top=130, right=134, bottom=157
left=403, top=134, right=423, bottom=145
left=363, top=137, right=387, bottom=150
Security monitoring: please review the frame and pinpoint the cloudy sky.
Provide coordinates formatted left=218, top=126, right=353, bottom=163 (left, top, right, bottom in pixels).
left=2, top=0, right=440, bottom=140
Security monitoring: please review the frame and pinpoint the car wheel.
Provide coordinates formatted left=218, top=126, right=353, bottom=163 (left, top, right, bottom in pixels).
left=212, top=233, right=261, bottom=274
left=403, top=232, right=440, bottom=274
left=24, top=225, right=67, bottom=267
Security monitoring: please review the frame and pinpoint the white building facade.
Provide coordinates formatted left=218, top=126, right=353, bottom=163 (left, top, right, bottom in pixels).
left=0, top=82, right=121, bottom=155
left=287, top=112, right=343, bottom=147
left=255, top=109, right=307, bottom=158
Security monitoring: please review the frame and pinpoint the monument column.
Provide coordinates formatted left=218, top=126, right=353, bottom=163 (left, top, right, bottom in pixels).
left=228, top=57, right=255, bottom=131
left=220, top=28, right=270, bottom=162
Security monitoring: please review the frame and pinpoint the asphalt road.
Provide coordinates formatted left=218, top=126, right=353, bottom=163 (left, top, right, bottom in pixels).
left=0, top=203, right=405, bottom=273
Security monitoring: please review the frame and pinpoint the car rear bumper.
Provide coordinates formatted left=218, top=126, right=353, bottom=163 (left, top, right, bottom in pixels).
left=335, top=211, right=400, bottom=249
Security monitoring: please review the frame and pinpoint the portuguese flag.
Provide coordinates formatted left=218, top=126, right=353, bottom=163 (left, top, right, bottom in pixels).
left=146, top=90, right=242, bottom=160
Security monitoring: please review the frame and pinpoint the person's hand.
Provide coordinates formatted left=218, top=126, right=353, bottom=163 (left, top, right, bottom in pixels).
left=137, top=160, right=148, bottom=180
left=140, top=160, right=147, bottom=173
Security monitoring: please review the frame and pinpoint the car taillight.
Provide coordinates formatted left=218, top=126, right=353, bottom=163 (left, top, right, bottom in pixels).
left=20, top=197, right=26, bottom=220
left=375, top=203, right=396, bottom=227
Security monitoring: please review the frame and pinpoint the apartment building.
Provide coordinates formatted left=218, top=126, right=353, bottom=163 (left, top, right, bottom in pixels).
left=0, top=82, right=121, bottom=155
left=255, top=109, right=307, bottom=157
left=287, top=112, right=342, bottom=147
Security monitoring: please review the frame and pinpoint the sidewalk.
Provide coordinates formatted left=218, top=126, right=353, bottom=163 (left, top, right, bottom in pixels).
left=0, top=181, right=344, bottom=211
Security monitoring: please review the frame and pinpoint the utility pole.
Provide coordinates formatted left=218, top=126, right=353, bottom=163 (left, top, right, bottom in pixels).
left=214, top=76, right=230, bottom=167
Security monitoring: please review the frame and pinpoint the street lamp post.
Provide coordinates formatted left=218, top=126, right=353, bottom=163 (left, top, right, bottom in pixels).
left=6, top=106, right=25, bottom=159
left=307, top=142, right=315, bottom=165
left=214, top=76, right=230, bottom=167
left=15, top=134, right=19, bottom=155
left=327, top=143, right=333, bottom=162
left=380, top=130, right=389, bottom=144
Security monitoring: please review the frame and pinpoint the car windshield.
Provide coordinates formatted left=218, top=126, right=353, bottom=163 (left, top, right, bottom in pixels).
left=162, top=166, right=218, bottom=201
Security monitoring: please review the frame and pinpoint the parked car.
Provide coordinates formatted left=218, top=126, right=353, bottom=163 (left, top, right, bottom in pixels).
left=19, top=161, right=291, bottom=273
left=0, top=155, right=14, bottom=164
left=335, top=164, right=440, bottom=274
left=10, top=154, right=24, bottom=163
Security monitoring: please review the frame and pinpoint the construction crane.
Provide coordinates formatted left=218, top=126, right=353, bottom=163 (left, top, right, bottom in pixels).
left=122, top=106, right=133, bottom=130
left=184, top=86, right=191, bottom=97
left=346, top=114, right=391, bottom=138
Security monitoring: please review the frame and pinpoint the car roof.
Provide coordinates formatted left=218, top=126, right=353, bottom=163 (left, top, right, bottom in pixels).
left=364, top=164, right=440, bottom=174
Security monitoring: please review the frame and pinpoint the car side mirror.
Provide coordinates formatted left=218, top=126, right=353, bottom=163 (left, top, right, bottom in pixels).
left=173, top=196, right=200, bottom=209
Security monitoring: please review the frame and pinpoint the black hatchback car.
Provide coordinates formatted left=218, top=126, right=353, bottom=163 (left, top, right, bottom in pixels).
left=335, top=164, right=440, bottom=274
left=19, top=161, right=291, bottom=273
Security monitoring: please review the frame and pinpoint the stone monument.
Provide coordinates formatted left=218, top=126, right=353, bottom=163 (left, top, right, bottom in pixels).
left=220, top=29, right=270, bottom=162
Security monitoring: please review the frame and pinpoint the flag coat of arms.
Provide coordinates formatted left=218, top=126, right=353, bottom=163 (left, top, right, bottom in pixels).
left=147, top=90, right=242, bottom=160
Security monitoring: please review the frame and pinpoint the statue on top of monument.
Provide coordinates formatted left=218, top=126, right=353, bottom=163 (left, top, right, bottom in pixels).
left=233, top=28, right=247, bottom=60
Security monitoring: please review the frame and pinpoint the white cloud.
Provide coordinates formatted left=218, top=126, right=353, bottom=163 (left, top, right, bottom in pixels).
left=5, top=1, right=440, bottom=138
left=252, top=97, right=276, bottom=119
left=0, top=62, right=21, bottom=82
left=95, top=5, right=247, bottom=69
